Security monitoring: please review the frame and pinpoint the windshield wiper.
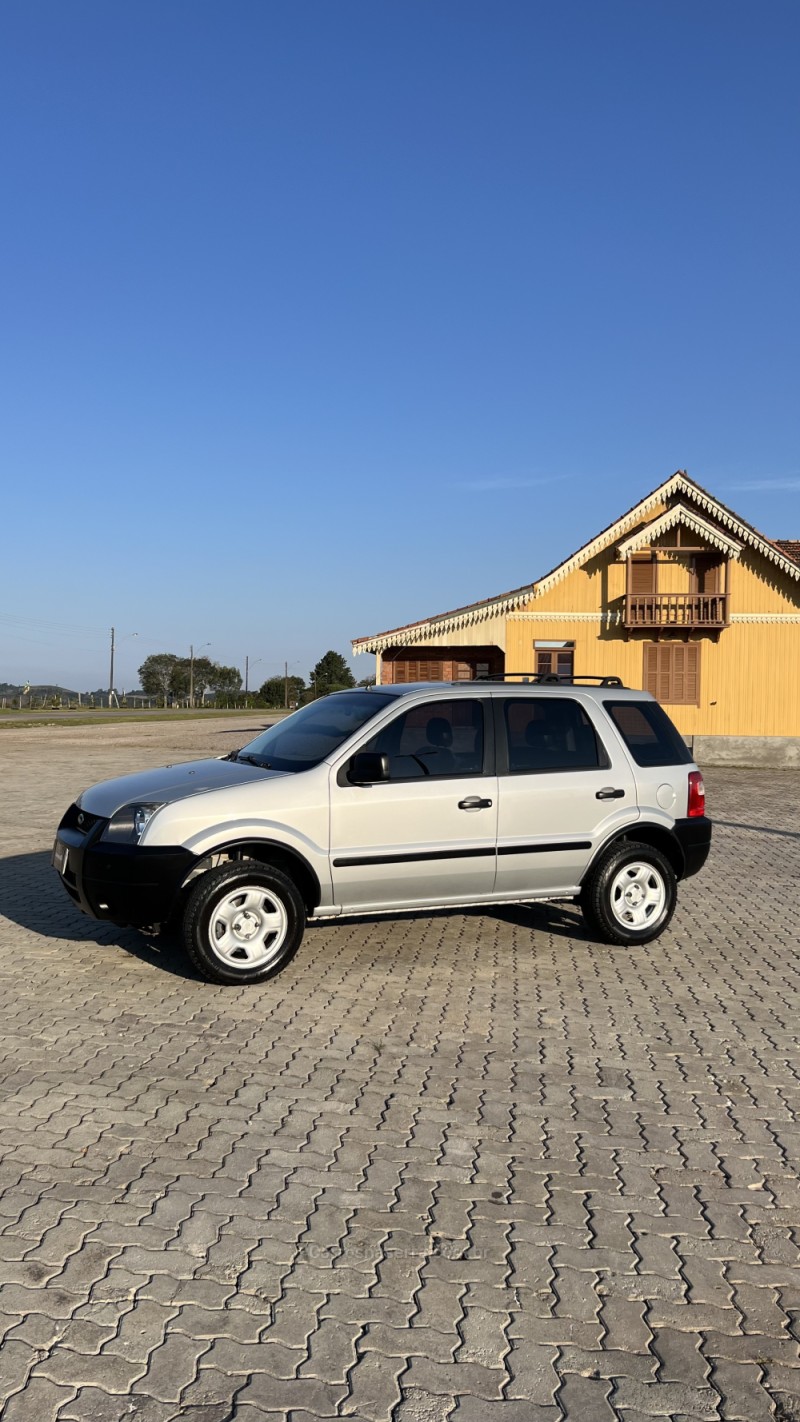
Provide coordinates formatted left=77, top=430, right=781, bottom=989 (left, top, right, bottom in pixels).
left=234, top=751, right=269, bottom=768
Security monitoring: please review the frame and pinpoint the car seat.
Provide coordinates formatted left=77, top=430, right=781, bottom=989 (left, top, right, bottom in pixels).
left=419, top=716, right=456, bottom=773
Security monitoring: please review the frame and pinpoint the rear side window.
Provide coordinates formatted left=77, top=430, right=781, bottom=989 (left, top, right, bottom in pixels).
left=503, top=698, right=605, bottom=773
left=605, top=700, right=692, bottom=767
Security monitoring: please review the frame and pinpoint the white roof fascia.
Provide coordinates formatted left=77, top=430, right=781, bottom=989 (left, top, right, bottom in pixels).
left=351, top=591, right=530, bottom=655
left=670, top=479, right=800, bottom=579
left=531, top=472, right=686, bottom=595
left=616, top=504, right=743, bottom=559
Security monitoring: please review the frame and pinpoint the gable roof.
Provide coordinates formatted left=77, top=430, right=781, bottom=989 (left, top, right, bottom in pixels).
left=533, top=470, right=800, bottom=593
left=352, top=471, right=800, bottom=654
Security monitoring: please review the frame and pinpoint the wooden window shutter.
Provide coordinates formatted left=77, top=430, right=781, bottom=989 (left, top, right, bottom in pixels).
left=673, top=645, right=687, bottom=703
left=631, top=556, right=656, bottom=594
left=671, top=644, right=700, bottom=705
left=643, top=644, right=660, bottom=697
left=685, top=643, right=699, bottom=704
left=643, top=642, right=699, bottom=705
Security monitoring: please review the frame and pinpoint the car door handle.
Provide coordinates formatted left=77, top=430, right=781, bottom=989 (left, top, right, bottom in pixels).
left=596, top=787, right=626, bottom=800
left=458, top=796, right=493, bottom=810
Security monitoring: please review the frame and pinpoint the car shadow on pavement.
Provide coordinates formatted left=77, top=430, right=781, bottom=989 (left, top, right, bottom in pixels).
left=0, top=849, right=202, bottom=980
left=1, top=849, right=591, bottom=988
left=714, top=819, right=800, bottom=841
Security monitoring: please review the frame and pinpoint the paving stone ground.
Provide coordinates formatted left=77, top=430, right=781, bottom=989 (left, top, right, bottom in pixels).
left=1, top=715, right=800, bottom=1421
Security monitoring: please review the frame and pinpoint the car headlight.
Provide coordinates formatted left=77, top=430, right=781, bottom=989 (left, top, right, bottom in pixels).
left=101, top=802, right=165, bottom=844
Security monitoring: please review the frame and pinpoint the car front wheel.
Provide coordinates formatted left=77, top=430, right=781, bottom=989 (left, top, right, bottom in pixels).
left=580, top=841, right=677, bottom=945
left=182, top=862, right=306, bottom=984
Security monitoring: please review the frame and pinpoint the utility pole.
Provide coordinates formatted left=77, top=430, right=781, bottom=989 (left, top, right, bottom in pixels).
left=245, top=655, right=249, bottom=695
left=284, top=660, right=289, bottom=709
left=189, top=641, right=210, bottom=708
left=109, top=627, right=115, bottom=707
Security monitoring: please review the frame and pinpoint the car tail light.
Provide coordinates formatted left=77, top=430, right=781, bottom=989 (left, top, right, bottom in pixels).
left=687, top=770, right=705, bottom=818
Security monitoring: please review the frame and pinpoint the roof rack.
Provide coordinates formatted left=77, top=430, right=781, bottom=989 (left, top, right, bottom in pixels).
left=475, top=672, right=626, bottom=688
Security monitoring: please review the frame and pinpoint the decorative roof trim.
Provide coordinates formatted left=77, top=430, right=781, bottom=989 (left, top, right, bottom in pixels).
left=615, top=504, right=743, bottom=560
left=510, top=610, right=620, bottom=623
left=352, top=593, right=528, bottom=654
left=729, top=613, right=800, bottom=623
left=532, top=471, right=800, bottom=593
left=530, top=472, right=686, bottom=594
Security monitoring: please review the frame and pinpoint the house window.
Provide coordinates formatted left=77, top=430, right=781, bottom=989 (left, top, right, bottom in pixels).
left=534, top=641, right=575, bottom=680
left=643, top=643, right=700, bottom=706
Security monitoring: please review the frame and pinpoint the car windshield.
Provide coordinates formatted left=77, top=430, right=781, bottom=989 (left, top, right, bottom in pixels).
left=233, top=692, right=393, bottom=772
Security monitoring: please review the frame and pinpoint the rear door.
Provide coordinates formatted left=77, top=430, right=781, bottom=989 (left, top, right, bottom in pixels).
left=329, top=696, right=498, bottom=911
left=494, top=695, right=638, bottom=896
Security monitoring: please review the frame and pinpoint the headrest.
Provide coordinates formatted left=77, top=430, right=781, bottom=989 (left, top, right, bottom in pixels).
left=426, top=716, right=453, bottom=747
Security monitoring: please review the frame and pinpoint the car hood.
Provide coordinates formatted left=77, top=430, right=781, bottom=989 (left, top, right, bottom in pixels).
left=77, top=757, right=289, bottom=818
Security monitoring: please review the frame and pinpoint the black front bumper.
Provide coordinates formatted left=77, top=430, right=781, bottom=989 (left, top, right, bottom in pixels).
left=673, top=816, right=712, bottom=879
left=53, top=811, right=195, bottom=926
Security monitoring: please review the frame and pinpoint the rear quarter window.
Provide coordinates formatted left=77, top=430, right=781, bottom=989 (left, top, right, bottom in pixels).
left=605, top=700, right=693, bottom=767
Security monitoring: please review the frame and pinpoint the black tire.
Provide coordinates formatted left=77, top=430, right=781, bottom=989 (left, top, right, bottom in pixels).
left=580, top=840, right=677, bottom=946
left=182, top=862, right=305, bottom=985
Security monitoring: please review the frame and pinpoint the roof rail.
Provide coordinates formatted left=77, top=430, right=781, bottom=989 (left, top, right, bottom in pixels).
left=475, top=672, right=626, bottom=688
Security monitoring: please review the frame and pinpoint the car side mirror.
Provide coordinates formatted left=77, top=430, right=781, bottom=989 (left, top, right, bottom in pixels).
left=348, top=752, right=390, bottom=785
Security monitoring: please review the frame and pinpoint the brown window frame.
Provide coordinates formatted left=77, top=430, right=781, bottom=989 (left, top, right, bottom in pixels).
left=534, top=644, right=575, bottom=681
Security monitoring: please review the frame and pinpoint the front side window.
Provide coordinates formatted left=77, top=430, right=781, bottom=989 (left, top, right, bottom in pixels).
left=504, top=698, right=603, bottom=773
left=235, top=692, right=393, bottom=772
left=361, top=699, right=485, bottom=780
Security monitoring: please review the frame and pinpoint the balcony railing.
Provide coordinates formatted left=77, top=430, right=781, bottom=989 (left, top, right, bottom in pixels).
left=624, top=592, right=728, bottom=628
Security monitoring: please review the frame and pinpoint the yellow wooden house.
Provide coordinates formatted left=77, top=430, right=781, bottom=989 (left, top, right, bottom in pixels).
left=353, top=472, right=800, bottom=748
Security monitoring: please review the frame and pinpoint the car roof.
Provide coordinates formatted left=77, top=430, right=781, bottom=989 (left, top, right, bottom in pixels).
left=353, top=681, right=654, bottom=703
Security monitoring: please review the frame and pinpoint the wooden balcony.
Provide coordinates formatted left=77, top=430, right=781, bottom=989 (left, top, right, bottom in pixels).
left=624, top=592, right=728, bottom=629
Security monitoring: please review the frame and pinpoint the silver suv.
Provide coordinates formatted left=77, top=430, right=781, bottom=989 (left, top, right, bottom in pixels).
left=53, top=678, right=711, bottom=985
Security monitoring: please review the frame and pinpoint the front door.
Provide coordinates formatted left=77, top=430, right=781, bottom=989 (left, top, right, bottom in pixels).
left=330, top=696, right=498, bottom=911
left=494, top=696, right=638, bottom=896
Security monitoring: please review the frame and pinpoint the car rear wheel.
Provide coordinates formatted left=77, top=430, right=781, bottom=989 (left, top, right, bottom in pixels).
left=580, top=841, right=677, bottom=945
left=182, top=862, right=305, bottom=984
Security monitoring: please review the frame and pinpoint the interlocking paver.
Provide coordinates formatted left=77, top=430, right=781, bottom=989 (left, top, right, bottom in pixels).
left=2, top=726, right=800, bottom=1420
left=32, top=1346, right=146, bottom=1393
left=0, top=1376, right=75, bottom=1422
left=556, top=1372, right=617, bottom=1420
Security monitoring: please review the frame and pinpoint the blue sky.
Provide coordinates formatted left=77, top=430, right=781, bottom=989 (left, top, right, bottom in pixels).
left=1, top=0, right=798, bottom=690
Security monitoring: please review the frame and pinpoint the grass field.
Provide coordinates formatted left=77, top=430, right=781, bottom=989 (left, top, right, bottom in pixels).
left=0, top=707, right=287, bottom=731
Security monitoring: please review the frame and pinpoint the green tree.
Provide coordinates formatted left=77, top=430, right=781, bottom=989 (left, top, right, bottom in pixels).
left=209, top=664, right=243, bottom=697
left=259, top=674, right=306, bottom=707
left=310, top=651, right=356, bottom=695
left=139, top=653, right=180, bottom=700
left=169, top=658, right=191, bottom=698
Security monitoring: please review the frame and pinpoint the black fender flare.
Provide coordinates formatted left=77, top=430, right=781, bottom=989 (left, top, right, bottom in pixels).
left=180, top=837, right=323, bottom=912
left=580, top=823, right=685, bottom=885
